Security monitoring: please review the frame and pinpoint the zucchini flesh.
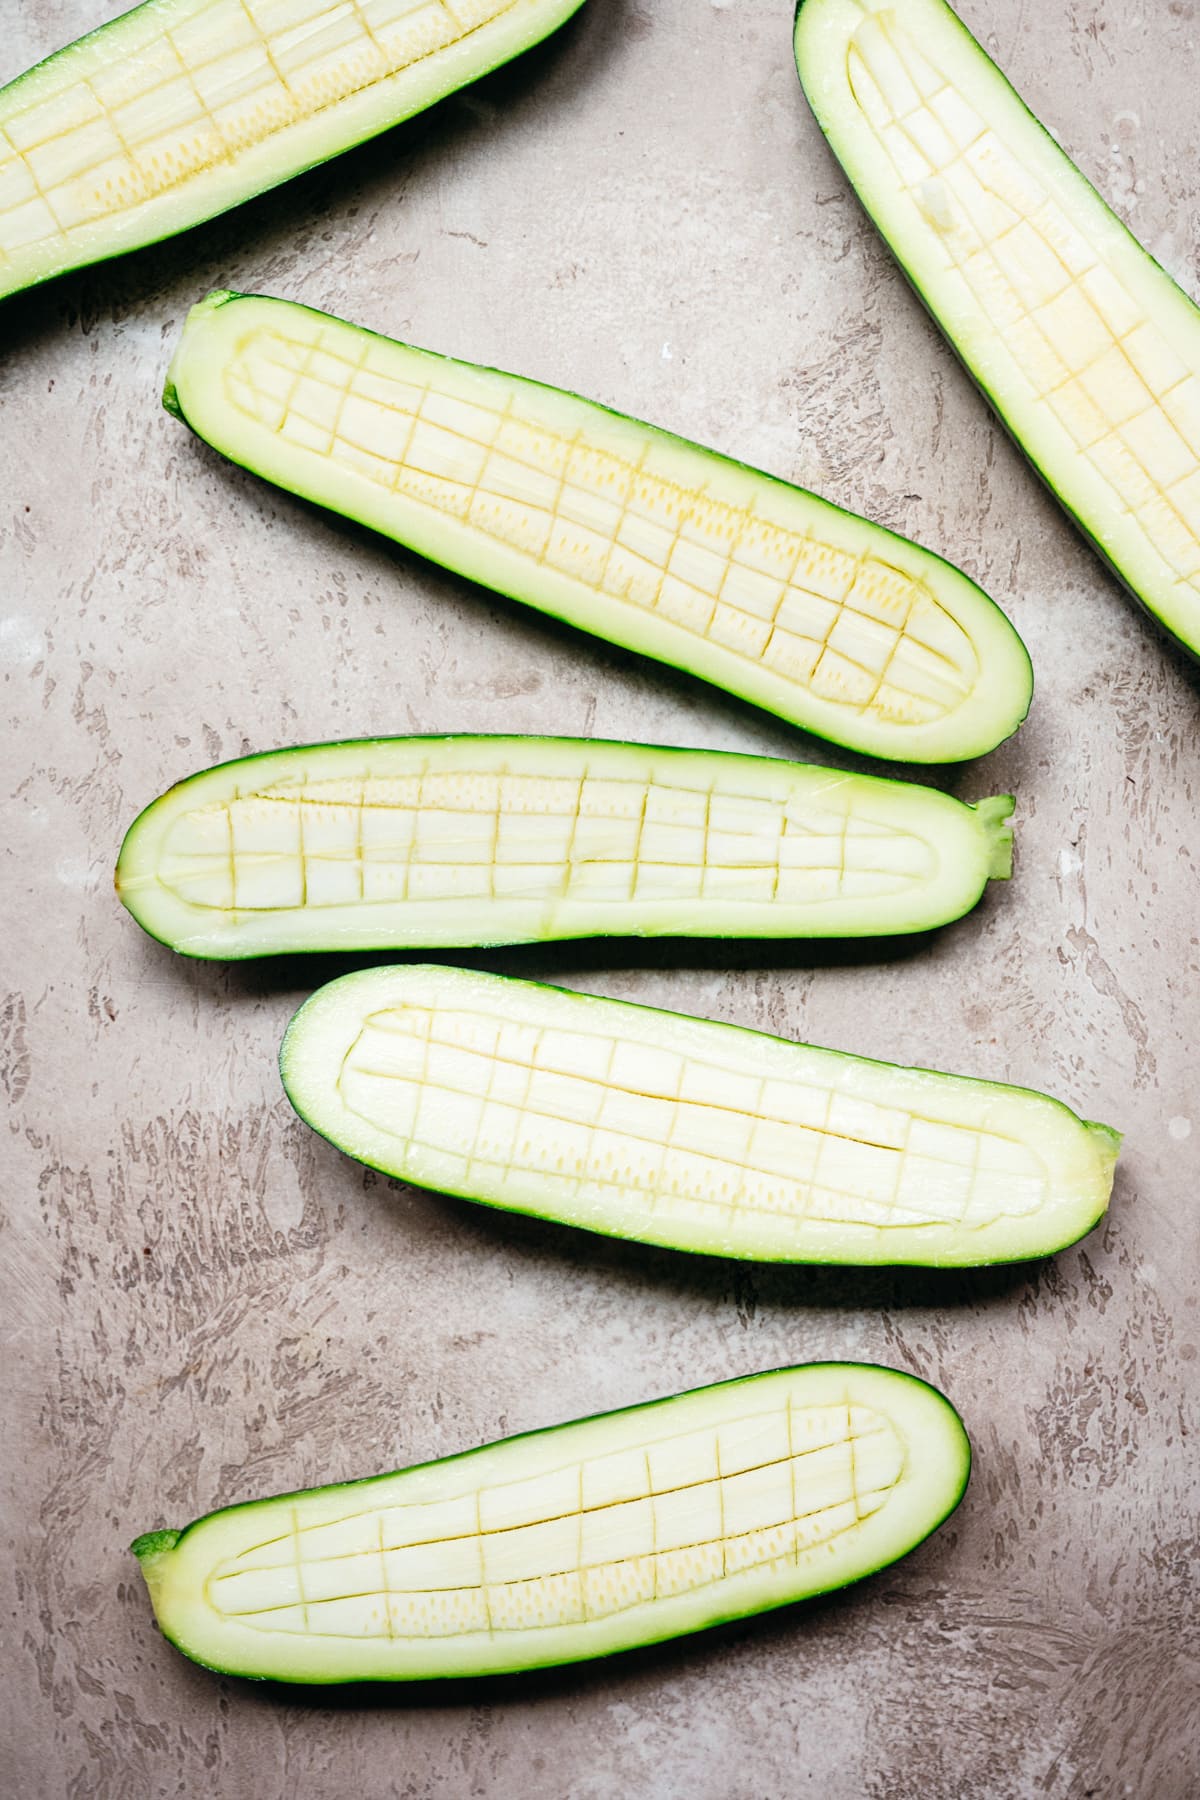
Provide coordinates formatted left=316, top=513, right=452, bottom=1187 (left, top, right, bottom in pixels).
left=163, top=290, right=1033, bottom=762
left=0, top=0, right=584, bottom=302
left=115, top=735, right=1015, bottom=956
left=280, top=964, right=1119, bottom=1266
left=793, top=0, right=1200, bottom=656
left=132, top=1362, right=970, bottom=1681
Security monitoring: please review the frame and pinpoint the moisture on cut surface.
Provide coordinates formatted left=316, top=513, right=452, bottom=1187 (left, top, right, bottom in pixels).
left=207, top=1398, right=904, bottom=1639
left=163, top=292, right=1033, bottom=760
left=115, top=738, right=1013, bottom=953
left=279, top=965, right=1119, bottom=1265
left=131, top=1363, right=971, bottom=1679
left=0, top=0, right=579, bottom=296
left=339, top=996, right=1047, bottom=1234
left=156, top=765, right=940, bottom=912
left=847, top=10, right=1200, bottom=595
left=794, top=0, right=1200, bottom=650
left=223, top=316, right=978, bottom=728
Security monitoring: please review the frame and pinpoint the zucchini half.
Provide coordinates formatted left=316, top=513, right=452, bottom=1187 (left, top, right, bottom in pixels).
left=132, top=1362, right=970, bottom=1682
left=793, top=0, right=1200, bottom=657
left=0, top=0, right=586, bottom=303
left=115, top=735, right=1016, bottom=957
left=162, top=290, right=1033, bottom=763
left=280, top=964, right=1120, bottom=1266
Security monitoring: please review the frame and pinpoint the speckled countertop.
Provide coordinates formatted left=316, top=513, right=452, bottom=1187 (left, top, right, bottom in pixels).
left=3, top=2, right=1198, bottom=1795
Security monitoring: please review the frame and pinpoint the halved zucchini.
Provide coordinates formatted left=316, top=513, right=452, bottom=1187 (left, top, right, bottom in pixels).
left=115, top=735, right=1015, bottom=956
left=0, top=0, right=586, bottom=302
left=162, top=290, right=1033, bottom=762
left=132, top=1361, right=970, bottom=1681
left=793, top=0, right=1200, bottom=656
left=280, top=964, right=1119, bottom=1265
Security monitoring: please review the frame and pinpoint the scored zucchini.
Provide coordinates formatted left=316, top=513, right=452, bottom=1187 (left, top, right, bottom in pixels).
left=115, top=735, right=1015, bottom=957
left=162, top=290, right=1033, bottom=762
left=132, top=1362, right=970, bottom=1681
left=793, top=0, right=1200, bottom=656
left=0, top=0, right=586, bottom=302
left=280, top=964, right=1120, bottom=1266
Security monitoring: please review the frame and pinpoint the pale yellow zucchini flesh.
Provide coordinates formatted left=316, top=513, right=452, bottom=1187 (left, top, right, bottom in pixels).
left=0, top=0, right=585, bottom=301
left=132, top=1363, right=971, bottom=1681
left=793, top=0, right=1200, bottom=655
left=280, top=964, right=1120, bottom=1266
left=161, top=290, right=1033, bottom=762
left=115, top=736, right=1015, bottom=956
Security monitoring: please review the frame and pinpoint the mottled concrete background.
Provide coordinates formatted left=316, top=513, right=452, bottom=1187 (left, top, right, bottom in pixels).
left=3, top=2, right=1198, bottom=1795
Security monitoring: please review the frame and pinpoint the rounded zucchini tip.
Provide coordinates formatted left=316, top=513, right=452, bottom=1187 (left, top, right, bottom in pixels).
left=164, top=289, right=245, bottom=420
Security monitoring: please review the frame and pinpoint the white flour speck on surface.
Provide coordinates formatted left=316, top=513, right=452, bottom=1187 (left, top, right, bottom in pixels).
left=1168, top=1115, right=1192, bottom=1141
left=0, top=616, right=46, bottom=664
left=54, top=856, right=95, bottom=890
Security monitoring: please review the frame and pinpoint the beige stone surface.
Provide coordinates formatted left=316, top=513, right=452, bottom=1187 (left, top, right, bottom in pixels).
left=2, top=1, right=1198, bottom=1794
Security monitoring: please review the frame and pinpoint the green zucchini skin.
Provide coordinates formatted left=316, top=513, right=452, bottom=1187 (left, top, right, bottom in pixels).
left=114, top=734, right=1015, bottom=958
left=161, top=289, right=1033, bottom=763
left=0, top=0, right=587, bottom=303
left=279, top=963, right=1120, bottom=1267
left=792, top=0, right=1200, bottom=659
left=131, top=1362, right=972, bottom=1682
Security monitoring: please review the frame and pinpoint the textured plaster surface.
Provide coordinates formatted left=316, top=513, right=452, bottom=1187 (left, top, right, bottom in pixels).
left=2, top=2, right=1198, bottom=1796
